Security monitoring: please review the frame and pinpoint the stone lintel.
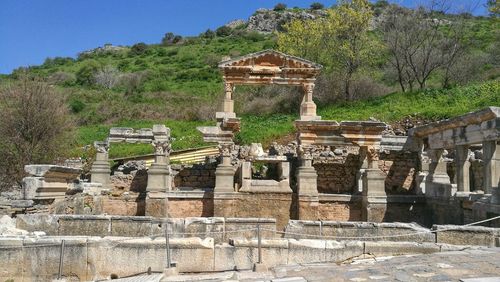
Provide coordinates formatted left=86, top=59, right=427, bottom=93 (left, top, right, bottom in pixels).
left=426, top=118, right=499, bottom=149
left=410, top=106, right=500, bottom=138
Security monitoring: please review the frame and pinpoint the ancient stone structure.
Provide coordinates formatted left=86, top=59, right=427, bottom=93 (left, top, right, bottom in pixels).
left=21, top=165, right=81, bottom=202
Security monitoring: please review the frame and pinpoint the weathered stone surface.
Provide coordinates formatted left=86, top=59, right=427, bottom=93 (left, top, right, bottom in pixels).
left=58, top=215, right=111, bottom=236
left=433, top=225, right=499, bottom=247
left=364, top=241, right=440, bottom=256
left=16, top=214, right=59, bottom=235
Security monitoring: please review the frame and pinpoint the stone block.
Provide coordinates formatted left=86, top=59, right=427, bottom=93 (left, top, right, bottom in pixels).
left=324, top=241, right=364, bottom=263
left=58, top=215, right=111, bottom=236
left=22, top=237, right=88, bottom=281
left=229, top=238, right=288, bottom=270
left=288, top=239, right=326, bottom=264
left=87, top=236, right=167, bottom=279
left=433, top=225, right=499, bottom=247
left=110, top=216, right=154, bottom=237
left=225, top=218, right=276, bottom=241
left=16, top=214, right=59, bottom=235
left=0, top=237, right=23, bottom=281
left=184, top=217, right=224, bottom=243
left=364, top=241, right=440, bottom=256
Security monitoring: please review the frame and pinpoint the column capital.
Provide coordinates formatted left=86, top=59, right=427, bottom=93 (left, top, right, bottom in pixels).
left=218, top=142, right=234, bottom=158
left=93, top=141, right=109, bottom=154
left=152, top=140, right=172, bottom=157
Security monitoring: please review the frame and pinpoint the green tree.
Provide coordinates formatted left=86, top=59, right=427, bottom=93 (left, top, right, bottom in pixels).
left=274, top=3, right=287, bottom=11
left=216, top=26, right=232, bottom=37
left=278, top=0, right=375, bottom=100
left=310, top=2, right=324, bottom=10
left=76, top=60, right=100, bottom=85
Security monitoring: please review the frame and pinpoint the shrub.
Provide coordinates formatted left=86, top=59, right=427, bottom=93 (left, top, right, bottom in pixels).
left=216, top=26, right=232, bottom=37
left=48, top=71, right=76, bottom=85
left=0, top=77, right=75, bottom=191
left=76, top=60, right=100, bottom=85
left=162, top=33, right=183, bottom=46
left=69, top=99, right=86, bottom=113
left=273, top=3, right=287, bottom=11
left=130, top=42, right=148, bottom=55
left=310, top=2, right=324, bottom=10
left=202, top=29, right=215, bottom=39
left=94, top=65, right=121, bottom=89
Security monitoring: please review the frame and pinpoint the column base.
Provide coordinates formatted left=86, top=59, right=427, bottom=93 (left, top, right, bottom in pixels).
left=426, top=173, right=453, bottom=198
left=146, top=163, right=170, bottom=192
left=362, top=169, right=387, bottom=222
left=297, top=194, right=319, bottom=220
left=296, top=166, right=318, bottom=196
left=214, top=165, right=235, bottom=193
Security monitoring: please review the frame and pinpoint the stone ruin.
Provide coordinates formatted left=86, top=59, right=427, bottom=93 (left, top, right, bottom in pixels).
left=1, top=50, right=499, bottom=280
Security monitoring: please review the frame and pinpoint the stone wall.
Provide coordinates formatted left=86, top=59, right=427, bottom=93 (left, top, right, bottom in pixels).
left=380, top=151, right=418, bottom=194
left=317, top=196, right=362, bottom=221
left=172, top=163, right=217, bottom=189
left=0, top=232, right=494, bottom=281
left=214, top=193, right=293, bottom=230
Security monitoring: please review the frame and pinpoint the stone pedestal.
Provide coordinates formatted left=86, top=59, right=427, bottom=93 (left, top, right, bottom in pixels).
left=90, top=151, right=111, bottom=188
left=296, top=165, right=318, bottom=196
left=147, top=163, right=170, bottom=192
left=145, top=192, right=168, bottom=217
left=215, top=165, right=235, bottom=192
left=426, top=149, right=452, bottom=198
left=214, top=143, right=235, bottom=193
left=299, top=83, right=320, bottom=121
left=361, top=168, right=387, bottom=222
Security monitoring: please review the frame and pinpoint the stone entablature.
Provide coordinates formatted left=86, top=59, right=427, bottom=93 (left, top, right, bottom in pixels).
left=22, top=165, right=81, bottom=200
left=410, top=107, right=499, bottom=203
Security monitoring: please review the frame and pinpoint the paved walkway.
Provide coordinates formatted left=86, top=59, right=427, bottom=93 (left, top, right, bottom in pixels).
left=115, top=248, right=500, bottom=282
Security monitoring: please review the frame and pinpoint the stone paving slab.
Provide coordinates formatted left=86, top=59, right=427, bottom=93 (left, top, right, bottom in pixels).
left=153, top=248, right=500, bottom=281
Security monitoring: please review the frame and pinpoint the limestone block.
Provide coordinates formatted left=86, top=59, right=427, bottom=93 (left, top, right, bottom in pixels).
left=152, top=218, right=185, bottom=238
left=22, top=237, right=88, bottom=281
left=110, top=216, right=154, bottom=237
left=25, top=164, right=81, bottom=179
left=0, top=237, right=23, bottom=281
left=284, top=220, right=321, bottom=239
left=324, top=241, right=364, bottom=263
left=184, top=217, right=224, bottom=243
left=224, top=218, right=277, bottom=241
left=16, top=214, right=59, bottom=235
left=376, top=222, right=434, bottom=243
left=364, top=241, right=440, bottom=256
left=87, top=237, right=167, bottom=279
left=229, top=238, right=288, bottom=270
left=58, top=215, right=111, bottom=236
left=288, top=239, right=326, bottom=264
left=433, top=225, right=499, bottom=247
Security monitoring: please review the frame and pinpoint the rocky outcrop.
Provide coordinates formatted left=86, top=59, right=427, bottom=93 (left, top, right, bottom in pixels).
left=246, top=8, right=327, bottom=33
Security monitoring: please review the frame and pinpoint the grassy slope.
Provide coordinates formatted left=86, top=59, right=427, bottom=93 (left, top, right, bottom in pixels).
left=77, top=80, right=499, bottom=159
left=6, top=12, right=498, bottom=158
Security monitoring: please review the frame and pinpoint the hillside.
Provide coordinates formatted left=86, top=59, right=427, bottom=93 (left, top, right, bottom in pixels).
left=2, top=3, right=499, bottom=159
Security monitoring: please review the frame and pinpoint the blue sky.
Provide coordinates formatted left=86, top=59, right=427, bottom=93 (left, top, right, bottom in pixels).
left=0, top=0, right=488, bottom=74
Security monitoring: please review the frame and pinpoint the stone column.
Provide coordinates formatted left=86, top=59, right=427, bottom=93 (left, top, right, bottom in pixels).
left=296, top=145, right=319, bottom=220
left=299, top=83, right=320, bottom=121
left=90, top=141, right=110, bottom=188
left=146, top=140, right=171, bottom=192
left=425, top=149, right=452, bottom=198
left=483, top=141, right=500, bottom=203
left=455, top=145, right=471, bottom=193
left=222, top=82, right=234, bottom=114
left=415, top=143, right=431, bottom=195
left=361, top=146, right=387, bottom=222
left=214, top=142, right=235, bottom=192
left=356, top=148, right=368, bottom=193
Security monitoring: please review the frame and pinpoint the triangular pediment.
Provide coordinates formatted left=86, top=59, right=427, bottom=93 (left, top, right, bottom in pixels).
left=218, top=49, right=322, bottom=70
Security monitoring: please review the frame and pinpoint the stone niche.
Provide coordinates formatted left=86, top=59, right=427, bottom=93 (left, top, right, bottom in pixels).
left=238, top=156, right=292, bottom=193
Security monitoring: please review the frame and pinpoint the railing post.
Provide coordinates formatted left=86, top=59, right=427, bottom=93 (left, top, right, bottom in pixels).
left=165, top=221, right=171, bottom=268
left=57, top=239, right=65, bottom=280
left=257, top=224, right=262, bottom=264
